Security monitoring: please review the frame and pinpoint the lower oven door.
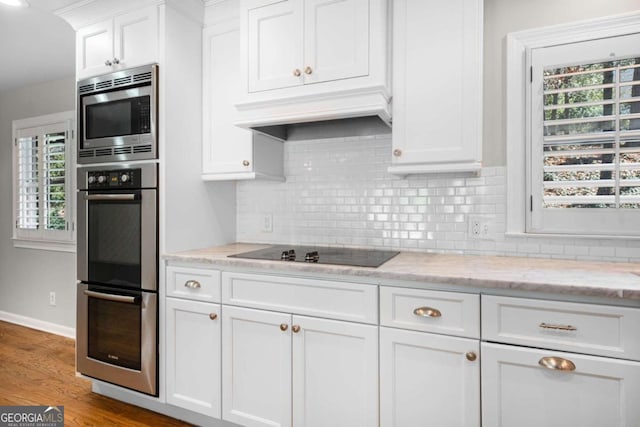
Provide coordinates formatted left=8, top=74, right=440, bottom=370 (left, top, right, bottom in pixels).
left=76, top=283, right=157, bottom=396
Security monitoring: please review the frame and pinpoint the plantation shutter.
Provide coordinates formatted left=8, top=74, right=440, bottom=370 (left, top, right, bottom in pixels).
left=529, top=33, right=640, bottom=236
left=14, top=122, right=71, bottom=242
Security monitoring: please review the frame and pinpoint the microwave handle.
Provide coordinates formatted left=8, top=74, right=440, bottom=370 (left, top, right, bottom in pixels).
left=83, top=289, right=139, bottom=304
left=84, top=194, right=138, bottom=201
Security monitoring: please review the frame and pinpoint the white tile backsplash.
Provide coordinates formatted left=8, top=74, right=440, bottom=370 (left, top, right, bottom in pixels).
left=237, top=135, right=640, bottom=262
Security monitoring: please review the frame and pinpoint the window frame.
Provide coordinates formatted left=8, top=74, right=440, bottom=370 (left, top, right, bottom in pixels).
left=505, top=11, right=640, bottom=238
left=12, top=111, right=76, bottom=252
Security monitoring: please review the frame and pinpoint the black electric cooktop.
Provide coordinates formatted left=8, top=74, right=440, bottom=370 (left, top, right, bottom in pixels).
left=229, top=245, right=399, bottom=268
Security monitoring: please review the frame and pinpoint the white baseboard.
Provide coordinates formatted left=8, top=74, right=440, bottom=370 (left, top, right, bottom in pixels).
left=0, top=310, right=75, bottom=339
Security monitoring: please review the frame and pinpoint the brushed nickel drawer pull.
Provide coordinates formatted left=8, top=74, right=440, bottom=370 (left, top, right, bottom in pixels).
left=413, top=307, right=442, bottom=318
left=184, top=280, right=201, bottom=289
left=539, top=322, right=577, bottom=332
left=539, top=356, right=576, bottom=372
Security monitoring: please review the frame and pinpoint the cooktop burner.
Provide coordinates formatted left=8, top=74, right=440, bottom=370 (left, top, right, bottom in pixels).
left=229, top=245, right=399, bottom=268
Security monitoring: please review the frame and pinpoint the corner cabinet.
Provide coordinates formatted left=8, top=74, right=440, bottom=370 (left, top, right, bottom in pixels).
left=75, top=5, right=159, bottom=79
left=388, top=0, right=483, bottom=175
left=202, top=2, right=284, bottom=181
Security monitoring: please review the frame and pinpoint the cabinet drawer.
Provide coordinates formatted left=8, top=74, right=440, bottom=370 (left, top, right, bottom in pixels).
left=380, top=287, right=480, bottom=339
left=482, top=295, right=640, bottom=361
left=221, top=272, right=378, bottom=324
left=166, top=266, right=221, bottom=303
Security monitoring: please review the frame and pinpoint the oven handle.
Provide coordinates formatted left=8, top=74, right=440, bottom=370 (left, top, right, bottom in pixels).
left=83, top=194, right=139, bottom=201
left=83, top=289, right=140, bottom=304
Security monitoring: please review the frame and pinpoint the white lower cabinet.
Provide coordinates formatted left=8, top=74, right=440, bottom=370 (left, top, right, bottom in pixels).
left=165, top=297, right=221, bottom=418
left=481, top=342, right=640, bottom=427
left=379, top=327, right=480, bottom=427
left=222, top=305, right=378, bottom=427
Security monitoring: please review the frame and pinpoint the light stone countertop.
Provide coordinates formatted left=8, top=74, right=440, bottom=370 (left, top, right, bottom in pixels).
left=164, top=243, right=640, bottom=301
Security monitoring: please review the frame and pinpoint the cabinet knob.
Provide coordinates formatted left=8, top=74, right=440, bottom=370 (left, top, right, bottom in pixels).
left=466, top=352, right=477, bottom=362
left=209, top=313, right=218, bottom=320
left=280, top=323, right=289, bottom=331
left=393, top=149, right=402, bottom=157
left=304, top=66, right=313, bottom=75
left=293, top=68, right=301, bottom=77
left=242, top=160, right=250, bottom=167
left=184, top=280, right=201, bottom=289
left=538, top=356, right=576, bottom=372
left=112, top=57, right=120, bottom=65
left=105, top=60, right=113, bottom=66
left=292, top=325, right=301, bottom=333
left=413, top=306, right=442, bottom=318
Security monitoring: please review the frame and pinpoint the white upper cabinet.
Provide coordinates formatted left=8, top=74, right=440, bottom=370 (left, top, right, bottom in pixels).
left=202, top=1, right=284, bottom=181
left=389, top=0, right=483, bottom=175
left=236, top=0, right=390, bottom=132
left=247, top=0, right=369, bottom=92
left=76, top=6, right=158, bottom=79
left=246, top=0, right=303, bottom=92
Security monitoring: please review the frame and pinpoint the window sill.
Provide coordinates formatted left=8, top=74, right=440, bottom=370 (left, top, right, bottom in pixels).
left=12, top=238, right=76, bottom=253
left=505, top=232, right=640, bottom=241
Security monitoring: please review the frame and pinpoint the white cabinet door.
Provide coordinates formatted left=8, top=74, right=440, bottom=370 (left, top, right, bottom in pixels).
left=246, top=0, right=303, bottom=93
left=380, top=327, right=480, bottom=427
left=222, top=306, right=292, bottom=427
left=482, top=342, right=640, bottom=427
left=292, top=315, right=378, bottom=427
left=76, top=6, right=158, bottom=79
left=165, top=298, right=221, bottom=418
left=76, top=19, right=113, bottom=78
left=203, top=23, right=254, bottom=176
left=113, top=6, right=158, bottom=70
left=389, top=0, right=483, bottom=175
left=303, top=0, right=369, bottom=85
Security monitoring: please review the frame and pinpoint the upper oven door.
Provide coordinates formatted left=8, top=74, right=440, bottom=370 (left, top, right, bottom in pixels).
left=80, top=84, right=153, bottom=150
left=77, top=188, right=157, bottom=291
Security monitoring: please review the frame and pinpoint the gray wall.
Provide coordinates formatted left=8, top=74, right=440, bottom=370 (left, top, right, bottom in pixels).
left=0, top=77, right=76, bottom=329
left=483, top=0, right=640, bottom=166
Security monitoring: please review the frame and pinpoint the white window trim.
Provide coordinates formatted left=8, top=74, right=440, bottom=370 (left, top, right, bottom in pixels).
left=505, top=11, right=640, bottom=239
left=12, top=110, right=76, bottom=253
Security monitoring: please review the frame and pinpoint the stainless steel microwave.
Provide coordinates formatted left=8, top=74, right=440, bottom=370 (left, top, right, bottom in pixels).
left=77, top=64, right=158, bottom=164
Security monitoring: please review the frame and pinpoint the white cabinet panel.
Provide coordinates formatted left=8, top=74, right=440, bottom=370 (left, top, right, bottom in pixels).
left=380, top=286, right=480, bottom=338
left=303, top=0, right=369, bottom=84
left=202, top=16, right=284, bottom=181
left=482, top=342, right=640, bottom=427
left=165, top=265, right=221, bottom=302
left=380, top=327, right=480, bottom=427
left=292, top=315, right=378, bottom=427
left=165, top=298, right=221, bottom=418
left=222, top=271, right=378, bottom=324
left=222, top=306, right=292, bottom=427
left=247, top=0, right=303, bottom=92
left=482, top=295, right=640, bottom=360
left=76, top=6, right=158, bottom=79
left=389, top=0, right=482, bottom=175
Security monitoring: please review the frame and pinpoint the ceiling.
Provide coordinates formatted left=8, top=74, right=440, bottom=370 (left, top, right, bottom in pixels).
left=0, top=0, right=77, bottom=93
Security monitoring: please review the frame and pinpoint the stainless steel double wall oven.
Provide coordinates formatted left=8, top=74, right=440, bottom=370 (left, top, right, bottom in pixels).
left=76, top=64, right=159, bottom=396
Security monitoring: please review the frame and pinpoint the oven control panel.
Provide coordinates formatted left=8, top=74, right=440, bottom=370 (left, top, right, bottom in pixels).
left=86, top=168, right=141, bottom=189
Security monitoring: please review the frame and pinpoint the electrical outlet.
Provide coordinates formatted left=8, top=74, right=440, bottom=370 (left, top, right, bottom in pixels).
left=49, top=291, right=56, bottom=306
left=262, top=213, right=273, bottom=233
left=468, top=215, right=494, bottom=240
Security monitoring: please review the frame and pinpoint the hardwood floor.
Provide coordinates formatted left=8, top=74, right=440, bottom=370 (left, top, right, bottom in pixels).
left=0, top=320, right=192, bottom=426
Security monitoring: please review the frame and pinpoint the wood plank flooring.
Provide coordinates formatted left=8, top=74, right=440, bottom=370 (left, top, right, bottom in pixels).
left=0, top=320, right=192, bottom=426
